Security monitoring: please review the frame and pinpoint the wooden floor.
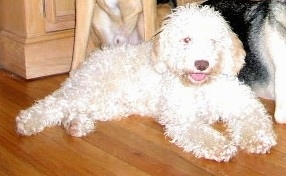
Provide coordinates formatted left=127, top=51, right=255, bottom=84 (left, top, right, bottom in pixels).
left=0, top=69, right=286, bottom=176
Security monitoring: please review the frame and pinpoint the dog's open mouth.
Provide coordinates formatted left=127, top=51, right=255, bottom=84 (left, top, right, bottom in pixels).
left=181, top=72, right=209, bottom=85
left=190, top=73, right=207, bottom=82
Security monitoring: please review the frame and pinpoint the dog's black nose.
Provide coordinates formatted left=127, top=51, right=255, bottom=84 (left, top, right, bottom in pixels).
left=195, top=60, right=209, bottom=71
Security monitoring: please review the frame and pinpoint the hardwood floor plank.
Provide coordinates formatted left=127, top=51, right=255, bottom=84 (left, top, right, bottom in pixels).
left=0, top=145, right=42, bottom=176
left=44, top=134, right=151, bottom=176
left=0, top=71, right=65, bottom=104
left=91, top=120, right=218, bottom=176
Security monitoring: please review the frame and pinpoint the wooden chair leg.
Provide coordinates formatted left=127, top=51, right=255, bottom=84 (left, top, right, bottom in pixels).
left=142, top=0, right=157, bottom=40
left=71, top=0, right=95, bottom=70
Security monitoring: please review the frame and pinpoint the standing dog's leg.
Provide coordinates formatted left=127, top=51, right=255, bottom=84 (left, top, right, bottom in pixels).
left=274, top=68, right=286, bottom=124
left=264, top=19, right=286, bottom=124
left=271, top=31, right=286, bottom=124
left=71, top=0, right=95, bottom=70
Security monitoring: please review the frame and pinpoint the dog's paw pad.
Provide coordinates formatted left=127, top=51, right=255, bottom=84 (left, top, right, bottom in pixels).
left=65, top=118, right=95, bottom=137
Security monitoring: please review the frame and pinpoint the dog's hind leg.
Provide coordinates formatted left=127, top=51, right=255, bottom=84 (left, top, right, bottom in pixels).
left=16, top=69, right=103, bottom=136
left=15, top=78, right=133, bottom=137
left=16, top=84, right=109, bottom=137
left=16, top=89, right=70, bottom=136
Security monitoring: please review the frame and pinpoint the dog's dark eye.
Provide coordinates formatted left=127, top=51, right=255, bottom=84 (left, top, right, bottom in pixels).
left=182, top=37, right=192, bottom=44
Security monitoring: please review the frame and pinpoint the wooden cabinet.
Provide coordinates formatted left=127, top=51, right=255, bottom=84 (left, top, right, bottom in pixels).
left=0, top=0, right=77, bottom=79
left=44, top=0, right=75, bottom=32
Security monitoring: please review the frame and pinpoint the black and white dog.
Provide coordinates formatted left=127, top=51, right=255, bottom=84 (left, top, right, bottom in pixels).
left=201, top=0, right=286, bottom=124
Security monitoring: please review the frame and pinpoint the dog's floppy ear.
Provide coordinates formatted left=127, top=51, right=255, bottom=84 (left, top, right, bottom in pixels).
left=151, top=33, right=168, bottom=73
left=230, top=32, right=246, bottom=74
left=222, top=31, right=246, bottom=76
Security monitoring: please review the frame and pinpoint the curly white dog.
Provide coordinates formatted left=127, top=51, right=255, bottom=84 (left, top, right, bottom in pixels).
left=16, top=4, right=276, bottom=162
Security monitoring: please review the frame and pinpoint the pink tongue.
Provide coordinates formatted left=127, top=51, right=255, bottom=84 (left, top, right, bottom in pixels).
left=191, top=73, right=206, bottom=81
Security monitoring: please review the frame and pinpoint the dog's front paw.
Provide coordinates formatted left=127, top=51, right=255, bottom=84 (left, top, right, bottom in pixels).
left=193, top=142, right=237, bottom=162
left=239, top=130, right=277, bottom=154
left=178, top=131, right=238, bottom=162
left=16, top=110, right=46, bottom=136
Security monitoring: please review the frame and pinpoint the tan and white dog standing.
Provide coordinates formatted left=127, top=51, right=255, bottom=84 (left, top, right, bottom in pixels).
left=72, top=0, right=157, bottom=70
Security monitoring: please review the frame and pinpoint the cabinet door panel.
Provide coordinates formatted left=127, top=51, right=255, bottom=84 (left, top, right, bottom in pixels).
left=45, top=0, right=75, bottom=32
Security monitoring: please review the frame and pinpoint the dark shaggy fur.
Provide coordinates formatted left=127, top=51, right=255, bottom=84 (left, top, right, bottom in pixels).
left=202, top=0, right=271, bottom=87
